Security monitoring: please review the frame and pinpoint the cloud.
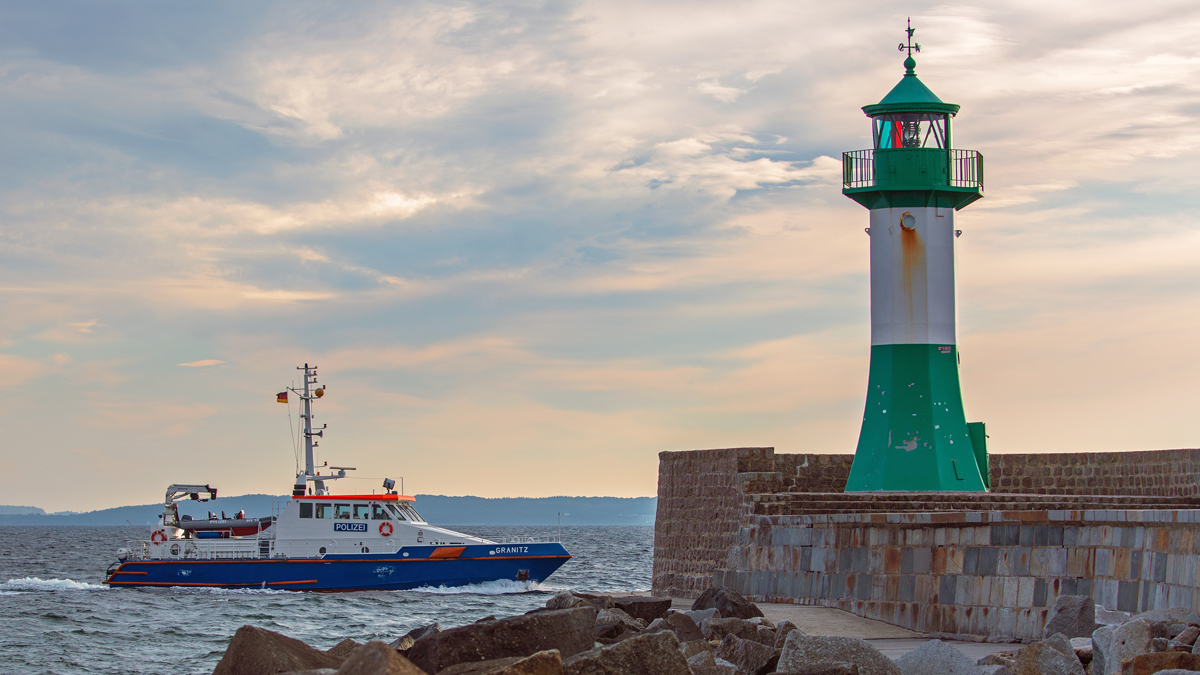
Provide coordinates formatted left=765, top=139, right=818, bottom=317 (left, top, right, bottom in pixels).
left=178, top=359, right=224, bottom=368
left=0, top=355, right=45, bottom=387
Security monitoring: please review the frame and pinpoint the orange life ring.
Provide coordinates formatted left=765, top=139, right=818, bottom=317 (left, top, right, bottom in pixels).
left=151, top=530, right=168, bottom=545
left=379, top=522, right=393, bottom=537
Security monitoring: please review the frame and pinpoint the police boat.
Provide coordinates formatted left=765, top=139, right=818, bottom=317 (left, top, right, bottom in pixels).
left=103, top=364, right=571, bottom=591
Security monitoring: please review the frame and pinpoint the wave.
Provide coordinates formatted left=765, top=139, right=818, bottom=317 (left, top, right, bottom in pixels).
left=189, top=587, right=291, bottom=596
left=1, top=577, right=109, bottom=592
left=409, top=579, right=545, bottom=595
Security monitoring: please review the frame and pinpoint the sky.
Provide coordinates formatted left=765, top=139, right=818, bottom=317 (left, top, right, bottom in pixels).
left=2, top=1, right=1199, bottom=512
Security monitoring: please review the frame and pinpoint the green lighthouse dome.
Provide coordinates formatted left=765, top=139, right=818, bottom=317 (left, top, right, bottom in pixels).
left=863, top=56, right=960, bottom=117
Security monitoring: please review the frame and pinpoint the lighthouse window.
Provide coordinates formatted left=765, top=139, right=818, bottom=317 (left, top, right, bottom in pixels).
left=353, top=504, right=371, bottom=520
left=873, top=113, right=948, bottom=150
left=371, top=504, right=393, bottom=520
left=299, top=503, right=313, bottom=519
left=334, top=503, right=352, bottom=519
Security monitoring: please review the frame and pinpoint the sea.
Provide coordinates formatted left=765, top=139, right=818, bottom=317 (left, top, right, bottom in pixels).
left=0, top=525, right=654, bottom=675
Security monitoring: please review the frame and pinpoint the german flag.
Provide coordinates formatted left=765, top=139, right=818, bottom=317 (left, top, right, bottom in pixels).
left=276, top=392, right=288, bottom=403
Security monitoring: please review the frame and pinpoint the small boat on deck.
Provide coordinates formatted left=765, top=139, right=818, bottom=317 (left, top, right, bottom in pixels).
left=103, top=364, right=571, bottom=591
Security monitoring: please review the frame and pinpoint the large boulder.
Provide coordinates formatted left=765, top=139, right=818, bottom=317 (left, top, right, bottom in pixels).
left=406, top=607, right=597, bottom=674
left=1045, top=596, right=1099, bottom=639
left=613, top=597, right=672, bottom=624
left=774, top=620, right=799, bottom=650
left=777, top=631, right=900, bottom=675
left=333, top=642, right=426, bottom=675
left=663, top=612, right=704, bottom=642
left=562, top=631, right=691, bottom=675
left=681, top=639, right=715, bottom=659
left=1094, top=619, right=1162, bottom=675
left=1184, top=627, right=1200, bottom=647
left=692, top=588, right=764, bottom=620
left=713, top=633, right=779, bottom=675
left=702, top=617, right=759, bottom=642
left=212, top=625, right=342, bottom=675
left=895, top=640, right=980, bottom=675
left=1120, top=652, right=1200, bottom=675
left=390, top=624, right=442, bottom=651
left=436, top=650, right=563, bottom=675
left=326, top=639, right=363, bottom=665
left=1008, top=634, right=1084, bottom=675
left=595, top=607, right=644, bottom=642
left=754, top=626, right=777, bottom=647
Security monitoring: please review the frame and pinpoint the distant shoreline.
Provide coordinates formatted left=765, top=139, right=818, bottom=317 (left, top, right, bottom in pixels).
left=0, top=494, right=657, bottom=527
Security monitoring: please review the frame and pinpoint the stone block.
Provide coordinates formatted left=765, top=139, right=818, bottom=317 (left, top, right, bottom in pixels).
left=777, top=632, right=899, bottom=675
left=212, top=625, right=342, bottom=675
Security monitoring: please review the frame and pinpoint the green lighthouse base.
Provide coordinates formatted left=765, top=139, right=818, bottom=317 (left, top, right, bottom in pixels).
left=844, top=344, right=988, bottom=491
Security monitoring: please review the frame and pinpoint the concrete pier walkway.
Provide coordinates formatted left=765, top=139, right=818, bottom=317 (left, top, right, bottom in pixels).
left=667, top=598, right=1019, bottom=660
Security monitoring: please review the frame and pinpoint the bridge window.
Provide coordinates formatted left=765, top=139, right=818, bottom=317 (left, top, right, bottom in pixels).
left=334, top=503, right=352, bottom=519
left=353, top=504, right=371, bottom=520
left=299, top=503, right=313, bottom=519
left=314, top=503, right=332, bottom=519
left=385, top=504, right=407, bottom=521
left=873, top=113, right=948, bottom=150
left=395, top=503, right=426, bottom=523
left=371, top=504, right=392, bottom=520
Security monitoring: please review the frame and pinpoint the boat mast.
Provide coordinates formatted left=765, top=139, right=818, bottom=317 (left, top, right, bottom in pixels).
left=302, top=364, right=323, bottom=495
left=291, top=364, right=329, bottom=496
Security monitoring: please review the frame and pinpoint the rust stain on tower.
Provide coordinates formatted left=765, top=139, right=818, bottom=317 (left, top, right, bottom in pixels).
left=899, top=217, right=925, bottom=341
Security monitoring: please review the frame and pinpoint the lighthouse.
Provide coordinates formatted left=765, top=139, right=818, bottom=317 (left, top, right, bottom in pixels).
left=842, top=23, right=989, bottom=492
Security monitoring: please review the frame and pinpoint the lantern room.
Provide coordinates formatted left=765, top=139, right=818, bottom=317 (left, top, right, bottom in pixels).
left=843, top=53, right=983, bottom=211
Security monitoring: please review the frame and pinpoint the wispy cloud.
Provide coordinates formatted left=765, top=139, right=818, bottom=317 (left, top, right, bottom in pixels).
left=178, top=359, right=224, bottom=368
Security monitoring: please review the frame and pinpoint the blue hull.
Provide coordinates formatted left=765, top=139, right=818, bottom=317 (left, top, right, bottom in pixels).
left=105, top=543, right=570, bottom=591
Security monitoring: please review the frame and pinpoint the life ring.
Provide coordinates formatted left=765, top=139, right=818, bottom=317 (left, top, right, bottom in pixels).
left=379, top=522, right=393, bottom=537
left=151, top=530, right=168, bottom=545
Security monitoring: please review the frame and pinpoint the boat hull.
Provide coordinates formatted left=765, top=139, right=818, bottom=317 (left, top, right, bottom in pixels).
left=104, top=543, right=570, bottom=591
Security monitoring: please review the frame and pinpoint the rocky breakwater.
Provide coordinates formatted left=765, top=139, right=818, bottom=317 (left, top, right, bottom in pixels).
left=207, top=588, right=882, bottom=675
left=204, top=588, right=1200, bottom=675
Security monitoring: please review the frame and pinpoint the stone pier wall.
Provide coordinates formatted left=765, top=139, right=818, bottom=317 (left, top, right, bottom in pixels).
left=651, top=448, right=767, bottom=598
left=717, top=509, right=1200, bottom=641
left=652, top=446, right=1200, bottom=638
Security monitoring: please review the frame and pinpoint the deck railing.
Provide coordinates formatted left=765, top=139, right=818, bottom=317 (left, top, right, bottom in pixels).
left=843, top=149, right=874, bottom=188
left=949, top=149, right=984, bottom=187
left=842, top=148, right=984, bottom=190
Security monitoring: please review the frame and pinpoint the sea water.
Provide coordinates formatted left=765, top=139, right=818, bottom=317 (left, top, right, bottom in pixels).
left=0, top=525, right=653, bottom=675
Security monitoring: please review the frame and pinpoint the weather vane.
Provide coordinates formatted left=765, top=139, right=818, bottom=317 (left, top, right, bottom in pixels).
left=898, top=17, right=921, bottom=55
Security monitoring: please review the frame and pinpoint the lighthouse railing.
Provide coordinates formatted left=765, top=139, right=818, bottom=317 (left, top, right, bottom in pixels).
left=949, top=149, right=984, bottom=188
left=842, top=149, right=874, bottom=188
left=843, top=148, right=984, bottom=191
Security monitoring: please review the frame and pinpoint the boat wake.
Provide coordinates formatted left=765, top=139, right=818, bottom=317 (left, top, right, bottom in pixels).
left=1, top=577, right=109, bottom=593
left=409, top=579, right=544, bottom=596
